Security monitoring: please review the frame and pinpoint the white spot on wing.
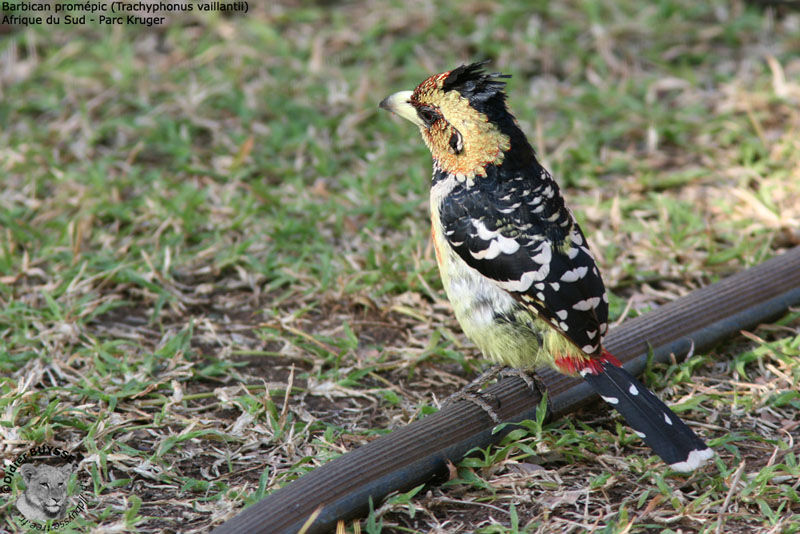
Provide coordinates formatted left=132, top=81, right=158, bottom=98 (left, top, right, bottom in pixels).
left=601, top=395, right=619, bottom=405
left=497, top=264, right=550, bottom=292
left=663, top=413, right=673, bottom=425
left=556, top=310, right=568, bottom=320
left=634, top=431, right=646, bottom=438
left=561, top=266, right=588, bottom=282
left=470, top=220, right=520, bottom=260
left=628, top=384, right=639, bottom=395
left=473, top=220, right=496, bottom=240
left=582, top=344, right=597, bottom=353
left=498, top=202, right=522, bottom=214
left=531, top=243, right=552, bottom=265
left=573, top=297, right=601, bottom=311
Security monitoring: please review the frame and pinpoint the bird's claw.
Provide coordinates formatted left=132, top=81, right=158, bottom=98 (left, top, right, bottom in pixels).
left=497, top=368, right=543, bottom=395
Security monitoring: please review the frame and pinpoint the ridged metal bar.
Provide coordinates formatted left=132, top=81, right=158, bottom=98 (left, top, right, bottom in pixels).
left=212, top=246, right=800, bottom=534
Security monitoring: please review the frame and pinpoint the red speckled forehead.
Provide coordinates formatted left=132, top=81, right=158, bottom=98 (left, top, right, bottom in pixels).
left=411, top=70, right=451, bottom=102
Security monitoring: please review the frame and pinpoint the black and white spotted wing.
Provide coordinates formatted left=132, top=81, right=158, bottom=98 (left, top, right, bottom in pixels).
left=438, top=168, right=609, bottom=356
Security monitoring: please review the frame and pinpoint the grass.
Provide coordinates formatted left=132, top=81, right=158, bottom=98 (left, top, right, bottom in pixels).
left=1, top=0, right=799, bottom=532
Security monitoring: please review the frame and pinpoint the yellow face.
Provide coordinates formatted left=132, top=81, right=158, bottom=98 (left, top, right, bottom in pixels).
left=380, top=69, right=511, bottom=179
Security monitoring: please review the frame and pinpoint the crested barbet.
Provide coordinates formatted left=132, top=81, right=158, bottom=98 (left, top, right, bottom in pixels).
left=379, top=62, right=714, bottom=472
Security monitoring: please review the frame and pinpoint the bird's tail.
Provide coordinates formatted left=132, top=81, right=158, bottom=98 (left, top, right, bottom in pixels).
left=580, top=350, right=714, bottom=472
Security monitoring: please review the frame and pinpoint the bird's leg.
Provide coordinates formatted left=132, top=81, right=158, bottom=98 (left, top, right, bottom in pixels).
left=459, top=363, right=505, bottom=393
left=444, top=364, right=505, bottom=423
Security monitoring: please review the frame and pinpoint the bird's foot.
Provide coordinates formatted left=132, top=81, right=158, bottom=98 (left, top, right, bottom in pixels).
left=497, top=368, right=543, bottom=395
left=444, top=366, right=543, bottom=423
left=444, top=364, right=505, bottom=423
left=446, top=389, right=502, bottom=423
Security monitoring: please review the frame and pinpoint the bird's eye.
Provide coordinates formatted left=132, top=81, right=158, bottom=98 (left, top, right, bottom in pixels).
left=417, top=107, right=439, bottom=127
left=449, top=130, right=463, bottom=154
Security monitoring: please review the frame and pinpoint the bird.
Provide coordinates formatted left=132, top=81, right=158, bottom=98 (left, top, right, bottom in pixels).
left=379, top=61, right=714, bottom=472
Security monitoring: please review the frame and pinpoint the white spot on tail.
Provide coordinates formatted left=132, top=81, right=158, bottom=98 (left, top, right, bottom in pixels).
left=669, top=447, right=715, bottom=473
left=601, top=395, right=619, bottom=405
left=628, top=384, right=639, bottom=395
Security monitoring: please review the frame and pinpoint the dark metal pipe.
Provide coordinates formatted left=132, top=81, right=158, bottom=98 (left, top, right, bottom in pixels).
left=212, top=246, right=800, bottom=534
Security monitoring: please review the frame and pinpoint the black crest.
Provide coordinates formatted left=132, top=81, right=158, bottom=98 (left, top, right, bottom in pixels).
left=441, top=61, right=510, bottom=104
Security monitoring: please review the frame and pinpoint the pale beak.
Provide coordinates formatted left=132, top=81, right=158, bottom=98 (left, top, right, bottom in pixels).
left=379, top=90, right=424, bottom=127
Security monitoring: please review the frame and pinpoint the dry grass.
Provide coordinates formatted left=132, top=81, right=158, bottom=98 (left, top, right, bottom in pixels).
left=1, top=1, right=799, bottom=533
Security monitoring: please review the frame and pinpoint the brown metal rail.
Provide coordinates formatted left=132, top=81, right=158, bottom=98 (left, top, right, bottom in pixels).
left=212, top=246, right=800, bottom=534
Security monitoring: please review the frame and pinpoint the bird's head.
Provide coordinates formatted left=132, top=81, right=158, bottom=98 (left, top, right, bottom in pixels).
left=380, top=61, right=528, bottom=180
